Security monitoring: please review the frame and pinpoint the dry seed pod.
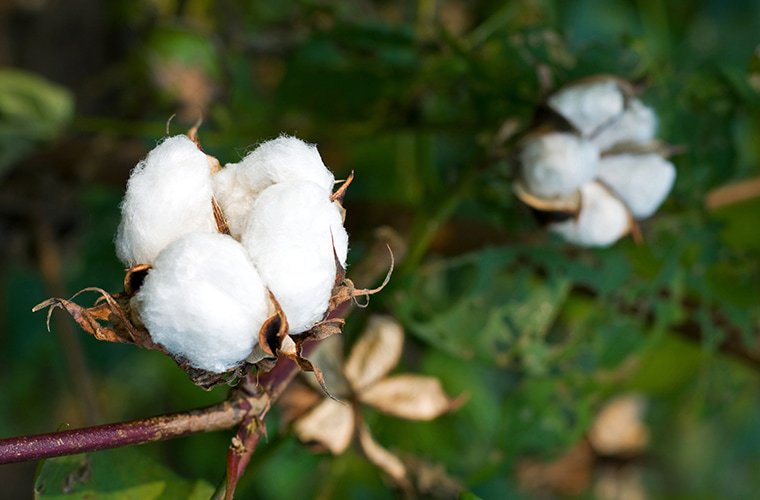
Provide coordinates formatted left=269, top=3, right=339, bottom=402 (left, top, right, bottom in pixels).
left=549, top=182, right=631, bottom=247
left=597, top=152, right=676, bottom=219
left=213, top=135, right=336, bottom=238
left=134, top=232, right=272, bottom=373
left=519, top=132, right=600, bottom=199
left=115, top=135, right=218, bottom=266
left=242, top=180, right=348, bottom=334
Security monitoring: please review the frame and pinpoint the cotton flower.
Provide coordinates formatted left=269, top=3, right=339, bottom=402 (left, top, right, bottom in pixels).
left=597, top=153, right=676, bottom=219
left=242, top=180, right=348, bottom=334
left=134, top=232, right=271, bottom=373
left=115, top=135, right=217, bottom=266
left=549, top=182, right=631, bottom=248
left=519, top=132, right=600, bottom=199
left=214, top=135, right=336, bottom=238
left=547, top=78, right=626, bottom=137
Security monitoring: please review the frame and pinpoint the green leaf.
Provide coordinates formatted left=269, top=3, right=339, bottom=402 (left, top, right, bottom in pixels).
left=34, top=447, right=214, bottom=500
left=394, top=248, right=569, bottom=368
left=0, top=69, right=73, bottom=175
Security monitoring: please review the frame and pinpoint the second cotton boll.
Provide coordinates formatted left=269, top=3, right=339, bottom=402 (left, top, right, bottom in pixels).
left=243, top=181, right=348, bottom=335
left=134, top=233, right=272, bottom=373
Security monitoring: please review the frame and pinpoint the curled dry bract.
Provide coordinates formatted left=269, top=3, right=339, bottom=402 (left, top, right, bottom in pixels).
left=134, top=232, right=271, bottom=373
left=115, top=135, right=217, bottom=266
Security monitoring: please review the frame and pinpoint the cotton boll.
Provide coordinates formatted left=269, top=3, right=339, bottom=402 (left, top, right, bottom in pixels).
left=548, top=78, right=625, bottom=136
left=116, top=135, right=217, bottom=266
left=243, top=181, right=348, bottom=335
left=591, top=100, right=657, bottom=151
left=550, top=182, right=630, bottom=247
left=213, top=136, right=336, bottom=238
left=134, top=233, right=271, bottom=373
left=520, top=132, right=600, bottom=199
left=597, top=153, right=675, bottom=219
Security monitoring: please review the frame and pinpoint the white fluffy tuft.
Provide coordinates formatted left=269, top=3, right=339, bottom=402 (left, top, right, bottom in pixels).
left=242, top=181, right=348, bottom=334
left=548, top=78, right=625, bottom=137
left=520, top=132, right=600, bottom=198
left=135, top=233, right=271, bottom=373
left=213, top=135, right=336, bottom=238
left=550, top=182, right=630, bottom=247
left=591, top=100, right=657, bottom=151
left=116, top=135, right=217, bottom=266
left=597, top=153, right=676, bottom=219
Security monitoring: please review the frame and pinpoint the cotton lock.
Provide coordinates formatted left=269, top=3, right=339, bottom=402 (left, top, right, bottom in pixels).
left=134, top=233, right=272, bottom=373
left=115, top=135, right=217, bottom=266
left=520, top=132, right=600, bottom=199
left=549, top=182, right=631, bottom=248
left=214, top=135, right=336, bottom=238
left=597, top=153, right=675, bottom=219
left=547, top=78, right=625, bottom=137
left=243, top=180, right=348, bottom=335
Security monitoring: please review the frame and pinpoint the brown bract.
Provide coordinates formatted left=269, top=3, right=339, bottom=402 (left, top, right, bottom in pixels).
left=287, top=315, right=463, bottom=492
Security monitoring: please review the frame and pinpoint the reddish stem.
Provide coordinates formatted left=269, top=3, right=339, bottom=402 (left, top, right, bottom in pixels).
left=0, top=399, right=248, bottom=465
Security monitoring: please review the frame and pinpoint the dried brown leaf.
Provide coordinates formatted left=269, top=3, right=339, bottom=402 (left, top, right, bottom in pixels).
left=359, top=374, right=459, bottom=421
left=278, top=379, right=324, bottom=426
left=357, top=423, right=411, bottom=492
left=344, top=315, right=404, bottom=391
left=303, top=335, right=351, bottom=397
left=294, top=398, right=354, bottom=455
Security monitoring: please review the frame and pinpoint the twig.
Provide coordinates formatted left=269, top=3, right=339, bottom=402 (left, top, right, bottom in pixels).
left=0, top=399, right=248, bottom=465
left=705, top=176, right=760, bottom=209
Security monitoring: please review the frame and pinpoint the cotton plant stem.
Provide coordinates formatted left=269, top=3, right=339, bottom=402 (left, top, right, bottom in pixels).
left=0, top=399, right=247, bottom=465
left=0, top=350, right=310, bottom=465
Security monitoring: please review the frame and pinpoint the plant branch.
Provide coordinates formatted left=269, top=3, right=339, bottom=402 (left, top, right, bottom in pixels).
left=0, top=350, right=310, bottom=466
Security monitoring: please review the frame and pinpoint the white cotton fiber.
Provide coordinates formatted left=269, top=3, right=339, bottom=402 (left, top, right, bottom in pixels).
left=548, top=78, right=625, bottom=137
left=116, top=135, right=217, bottom=266
left=591, top=100, right=657, bottom=151
left=213, top=136, right=336, bottom=238
left=550, top=182, right=630, bottom=247
left=520, top=132, right=600, bottom=199
left=134, top=233, right=271, bottom=373
left=242, top=181, right=348, bottom=334
left=597, top=153, right=676, bottom=219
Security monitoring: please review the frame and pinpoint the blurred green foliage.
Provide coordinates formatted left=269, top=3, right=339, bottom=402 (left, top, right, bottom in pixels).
left=3, top=0, right=760, bottom=498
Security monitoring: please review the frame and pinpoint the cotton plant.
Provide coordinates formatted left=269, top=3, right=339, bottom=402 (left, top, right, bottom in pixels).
left=514, top=76, right=676, bottom=247
left=279, top=315, right=461, bottom=492
left=34, top=129, right=384, bottom=389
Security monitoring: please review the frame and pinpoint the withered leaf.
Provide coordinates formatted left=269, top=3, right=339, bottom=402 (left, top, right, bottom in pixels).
left=359, top=375, right=457, bottom=421
left=294, top=398, right=354, bottom=455
left=33, top=288, right=149, bottom=346
left=357, top=423, right=410, bottom=491
left=303, top=335, right=351, bottom=397
left=344, top=315, right=404, bottom=391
